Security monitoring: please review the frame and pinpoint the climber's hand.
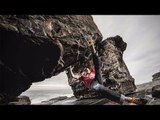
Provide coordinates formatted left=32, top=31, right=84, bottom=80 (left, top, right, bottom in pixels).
left=88, top=39, right=95, bottom=47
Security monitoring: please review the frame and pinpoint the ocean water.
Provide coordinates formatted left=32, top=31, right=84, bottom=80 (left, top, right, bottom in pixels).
left=20, top=72, right=73, bottom=104
left=20, top=72, right=74, bottom=104
left=22, top=89, right=73, bottom=104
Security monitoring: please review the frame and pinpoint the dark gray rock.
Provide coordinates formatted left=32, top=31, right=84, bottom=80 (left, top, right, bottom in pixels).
left=127, top=80, right=160, bottom=99
left=8, top=96, right=31, bottom=105
left=0, top=15, right=136, bottom=104
left=152, top=72, right=160, bottom=81
left=98, top=36, right=136, bottom=94
left=0, top=93, right=16, bottom=105
left=152, top=85, right=160, bottom=98
left=0, top=15, right=102, bottom=102
left=125, top=80, right=160, bottom=105
left=135, top=80, right=160, bottom=97
left=41, top=96, right=68, bottom=104
left=148, top=98, right=160, bottom=105
left=0, top=94, right=31, bottom=105
left=41, top=96, right=119, bottom=105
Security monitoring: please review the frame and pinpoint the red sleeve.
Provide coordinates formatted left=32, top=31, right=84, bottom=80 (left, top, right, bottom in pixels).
left=90, top=68, right=95, bottom=73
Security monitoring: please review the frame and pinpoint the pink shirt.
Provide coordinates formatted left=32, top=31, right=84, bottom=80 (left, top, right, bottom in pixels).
left=79, top=68, right=95, bottom=88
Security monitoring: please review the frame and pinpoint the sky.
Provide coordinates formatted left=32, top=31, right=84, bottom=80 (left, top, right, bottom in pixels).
left=29, top=15, right=160, bottom=91
left=93, top=15, right=160, bottom=84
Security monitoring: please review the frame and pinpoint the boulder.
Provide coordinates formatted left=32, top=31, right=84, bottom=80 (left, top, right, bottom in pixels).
left=0, top=15, right=102, bottom=99
left=152, top=72, right=160, bottom=81
left=0, top=15, right=136, bottom=103
left=152, top=85, right=160, bottom=98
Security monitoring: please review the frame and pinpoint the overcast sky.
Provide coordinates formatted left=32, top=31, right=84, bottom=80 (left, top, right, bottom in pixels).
left=30, top=15, right=160, bottom=90
left=93, top=15, right=160, bottom=84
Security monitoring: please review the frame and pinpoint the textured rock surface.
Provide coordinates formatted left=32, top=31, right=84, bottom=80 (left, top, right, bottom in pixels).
left=152, top=85, right=160, bottom=98
left=152, top=72, right=160, bottom=81
left=98, top=36, right=136, bottom=94
left=128, top=80, right=160, bottom=105
left=136, top=80, right=160, bottom=94
left=67, top=35, right=136, bottom=99
left=8, top=96, right=31, bottom=105
left=0, top=15, right=102, bottom=100
left=41, top=96, right=119, bottom=105
left=0, top=15, right=136, bottom=104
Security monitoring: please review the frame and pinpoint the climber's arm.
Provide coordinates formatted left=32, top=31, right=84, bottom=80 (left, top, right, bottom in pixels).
left=69, top=66, right=80, bottom=79
left=88, top=39, right=101, bottom=69
left=88, top=39, right=96, bottom=54
left=88, top=39, right=103, bottom=85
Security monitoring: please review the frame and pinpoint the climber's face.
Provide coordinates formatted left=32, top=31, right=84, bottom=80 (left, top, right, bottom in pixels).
left=86, top=68, right=91, bottom=74
left=82, top=68, right=90, bottom=76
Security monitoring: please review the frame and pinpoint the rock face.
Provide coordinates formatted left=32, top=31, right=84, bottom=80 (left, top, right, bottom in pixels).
left=152, top=72, right=160, bottom=98
left=0, top=15, right=102, bottom=99
left=132, top=80, right=160, bottom=98
left=98, top=36, right=136, bottom=94
left=67, top=35, right=136, bottom=99
left=0, top=15, right=136, bottom=104
left=128, top=80, right=160, bottom=105
left=41, top=96, right=119, bottom=105
left=152, top=85, right=160, bottom=98
left=152, top=72, right=160, bottom=81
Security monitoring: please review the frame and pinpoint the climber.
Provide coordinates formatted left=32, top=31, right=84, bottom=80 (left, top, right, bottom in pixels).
left=69, top=38, right=148, bottom=105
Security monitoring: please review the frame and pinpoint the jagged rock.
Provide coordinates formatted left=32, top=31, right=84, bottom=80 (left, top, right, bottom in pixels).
left=67, top=35, right=136, bottom=99
left=41, top=96, right=119, bottom=105
left=41, top=96, right=68, bottom=104
left=152, top=85, right=160, bottom=98
left=0, top=15, right=136, bottom=104
left=0, top=94, right=31, bottom=105
left=98, top=36, right=136, bottom=94
left=148, top=99, right=160, bottom=105
left=0, top=15, right=102, bottom=103
left=152, top=72, right=160, bottom=81
left=8, top=96, right=31, bottom=105
left=41, top=96, right=76, bottom=105
left=129, top=80, right=160, bottom=98
left=0, top=93, right=17, bottom=105
left=126, top=80, right=160, bottom=105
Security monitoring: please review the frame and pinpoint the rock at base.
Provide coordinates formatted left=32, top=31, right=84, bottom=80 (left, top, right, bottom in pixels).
left=152, top=85, right=160, bottom=98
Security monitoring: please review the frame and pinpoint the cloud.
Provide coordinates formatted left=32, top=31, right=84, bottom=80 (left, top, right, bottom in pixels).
left=30, top=72, right=72, bottom=90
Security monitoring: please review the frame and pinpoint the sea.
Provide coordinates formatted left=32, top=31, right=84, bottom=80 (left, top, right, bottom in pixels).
left=21, top=72, right=73, bottom=104
left=21, top=88, right=73, bottom=104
